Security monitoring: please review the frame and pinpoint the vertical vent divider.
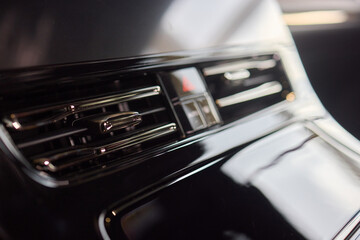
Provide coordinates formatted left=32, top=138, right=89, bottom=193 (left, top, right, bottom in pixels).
left=156, top=74, right=186, bottom=138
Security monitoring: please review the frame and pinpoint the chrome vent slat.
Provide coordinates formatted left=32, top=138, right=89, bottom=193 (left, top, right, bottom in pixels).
left=17, top=127, right=88, bottom=149
left=140, top=107, right=167, bottom=116
left=203, top=58, right=277, bottom=76
left=4, top=86, right=161, bottom=131
left=216, top=81, right=283, bottom=107
left=33, top=123, right=177, bottom=172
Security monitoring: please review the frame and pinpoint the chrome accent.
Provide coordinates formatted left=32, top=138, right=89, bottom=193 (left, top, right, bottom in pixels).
left=34, top=123, right=177, bottom=172
left=4, top=86, right=161, bottom=131
left=203, top=59, right=276, bottom=76
left=334, top=212, right=360, bottom=240
left=216, top=81, right=283, bottom=107
left=224, top=69, right=251, bottom=81
left=72, top=112, right=142, bottom=134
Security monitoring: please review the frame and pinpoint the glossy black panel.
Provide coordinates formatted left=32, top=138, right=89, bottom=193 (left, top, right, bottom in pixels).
left=103, top=124, right=360, bottom=240
left=0, top=0, right=291, bottom=69
left=114, top=165, right=306, bottom=240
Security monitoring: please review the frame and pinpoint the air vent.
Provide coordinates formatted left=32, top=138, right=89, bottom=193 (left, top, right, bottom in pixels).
left=201, top=54, right=293, bottom=123
left=0, top=72, right=179, bottom=179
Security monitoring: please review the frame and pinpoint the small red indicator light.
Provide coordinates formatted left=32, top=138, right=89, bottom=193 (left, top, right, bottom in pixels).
left=182, top=76, right=195, bottom=92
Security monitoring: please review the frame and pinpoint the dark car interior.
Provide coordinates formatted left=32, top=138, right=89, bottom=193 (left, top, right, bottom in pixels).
left=0, top=0, right=359, bottom=239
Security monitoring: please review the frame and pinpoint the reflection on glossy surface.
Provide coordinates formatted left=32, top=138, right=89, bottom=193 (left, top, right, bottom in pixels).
left=283, top=10, right=349, bottom=26
left=222, top=124, right=313, bottom=183
left=190, top=109, right=293, bottom=166
left=0, top=0, right=291, bottom=69
left=147, top=0, right=291, bottom=52
left=222, top=125, right=360, bottom=240
left=312, top=118, right=360, bottom=160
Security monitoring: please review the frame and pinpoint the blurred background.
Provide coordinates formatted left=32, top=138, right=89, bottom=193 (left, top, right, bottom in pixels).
left=278, top=0, right=360, bottom=139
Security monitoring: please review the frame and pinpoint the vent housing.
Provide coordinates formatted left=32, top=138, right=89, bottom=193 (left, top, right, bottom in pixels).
left=0, top=71, right=179, bottom=180
left=201, top=54, right=293, bottom=123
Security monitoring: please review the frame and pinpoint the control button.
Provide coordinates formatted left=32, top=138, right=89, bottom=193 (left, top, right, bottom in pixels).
left=167, top=68, right=206, bottom=99
left=182, top=101, right=205, bottom=130
left=197, top=97, right=218, bottom=126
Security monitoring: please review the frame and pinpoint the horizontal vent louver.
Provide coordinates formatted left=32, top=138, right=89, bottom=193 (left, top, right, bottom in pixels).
left=201, top=54, right=293, bottom=123
left=1, top=73, right=179, bottom=179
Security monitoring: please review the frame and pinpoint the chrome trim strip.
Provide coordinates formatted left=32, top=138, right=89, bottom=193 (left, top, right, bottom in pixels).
left=203, top=59, right=276, bottom=76
left=216, top=81, right=283, bottom=107
left=34, top=123, right=177, bottom=172
left=334, top=212, right=360, bottom=240
left=140, top=107, right=166, bottom=116
left=72, top=111, right=142, bottom=134
left=4, top=86, right=161, bottom=131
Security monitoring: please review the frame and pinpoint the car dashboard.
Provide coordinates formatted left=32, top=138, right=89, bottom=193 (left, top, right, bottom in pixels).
left=0, top=0, right=359, bottom=239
